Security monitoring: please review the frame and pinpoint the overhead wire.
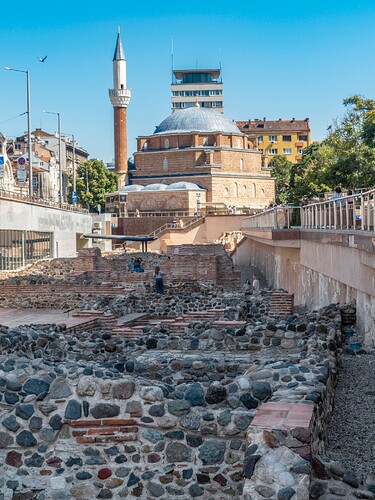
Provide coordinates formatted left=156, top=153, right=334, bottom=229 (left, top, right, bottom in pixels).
left=0, top=111, right=27, bottom=125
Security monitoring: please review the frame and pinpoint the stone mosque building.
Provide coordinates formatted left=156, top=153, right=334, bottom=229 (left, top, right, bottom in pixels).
left=106, top=30, right=275, bottom=218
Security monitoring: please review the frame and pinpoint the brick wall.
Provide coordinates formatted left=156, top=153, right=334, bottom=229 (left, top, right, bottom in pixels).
left=269, top=291, right=294, bottom=317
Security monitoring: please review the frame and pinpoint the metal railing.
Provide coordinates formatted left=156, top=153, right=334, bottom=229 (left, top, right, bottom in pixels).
left=301, top=187, right=375, bottom=231
left=148, top=216, right=205, bottom=238
left=0, top=189, right=89, bottom=214
left=242, top=206, right=301, bottom=230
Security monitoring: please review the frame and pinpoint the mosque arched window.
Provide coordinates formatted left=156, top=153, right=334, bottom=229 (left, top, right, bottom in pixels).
left=224, top=187, right=229, bottom=197
left=163, top=159, right=168, bottom=171
left=164, top=139, right=170, bottom=149
left=252, top=183, right=256, bottom=198
left=240, top=158, right=244, bottom=170
left=143, top=141, right=148, bottom=150
left=234, top=182, right=238, bottom=197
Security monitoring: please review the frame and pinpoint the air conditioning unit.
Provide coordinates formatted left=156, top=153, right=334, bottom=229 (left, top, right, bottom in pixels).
left=93, top=221, right=102, bottom=229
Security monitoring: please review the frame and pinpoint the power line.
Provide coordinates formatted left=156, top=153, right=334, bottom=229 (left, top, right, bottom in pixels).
left=0, top=111, right=27, bottom=125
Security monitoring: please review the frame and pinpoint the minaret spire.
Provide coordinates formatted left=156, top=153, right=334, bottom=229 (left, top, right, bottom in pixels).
left=109, top=27, right=132, bottom=188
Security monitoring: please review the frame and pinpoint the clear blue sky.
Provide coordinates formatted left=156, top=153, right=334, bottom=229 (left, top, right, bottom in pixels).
left=1, top=0, right=374, bottom=163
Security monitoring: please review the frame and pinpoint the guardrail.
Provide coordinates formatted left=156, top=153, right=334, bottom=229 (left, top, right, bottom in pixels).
left=242, top=206, right=301, bottom=230
left=301, top=187, right=375, bottom=231
left=241, top=188, right=375, bottom=232
left=148, top=216, right=205, bottom=238
left=0, top=189, right=89, bottom=214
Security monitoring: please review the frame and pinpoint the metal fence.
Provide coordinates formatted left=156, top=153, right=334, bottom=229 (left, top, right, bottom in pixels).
left=0, top=189, right=89, bottom=214
left=242, top=206, right=301, bottom=230
left=301, top=187, right=375, bottom=231
left=241, top=188, right=375, bottom=232
left=0, top=230, right=52, bottom=271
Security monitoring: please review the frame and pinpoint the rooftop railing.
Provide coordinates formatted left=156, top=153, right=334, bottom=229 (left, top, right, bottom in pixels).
left=0, top=189, right=89, bottom=214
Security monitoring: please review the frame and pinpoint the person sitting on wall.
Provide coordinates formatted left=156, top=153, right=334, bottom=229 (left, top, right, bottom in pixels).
left=243, top=279, right=251, bottom=291
left=128, top=257, right=135, bottom=272
left=133, top=257, right=144, bottom=273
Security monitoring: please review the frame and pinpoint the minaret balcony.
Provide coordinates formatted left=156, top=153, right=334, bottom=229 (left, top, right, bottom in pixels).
left=109, top=88, right=132, bottom=107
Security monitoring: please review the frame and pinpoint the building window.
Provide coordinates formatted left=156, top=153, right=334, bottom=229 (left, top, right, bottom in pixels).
left=224, top=187, right=229, bottom=197
left=252, top=183, right=256, bottom=197
left=237, top=138, right=241, bottom=148
left=269, top=135, right=278, bottom=142
left=240, top=158, right=244, bottom=170
left=258, top=148, right=264, bottom=154
left=203, top=137, right=208, bottom=146
left=282, top=135, right=291, bottom=142
left=298, top=148, right=304, bottom=154
left=298, top=135, right=308, bottom=141
left=243, top=185, right=247, bottom=192
left=269, top=148, right=278, bottom=155
left=283, top=148, right=292, bottom=155
left=258, top=136, right=263, bottom=143
left=143, top=141, right=148, bottom=150
left=234, top=182, right=238, bottom=197
left=163, top=159, right=168, bottom=171
left=15, top=144, right=21, bottom=150
left=164, top=139, right=170, bottom=149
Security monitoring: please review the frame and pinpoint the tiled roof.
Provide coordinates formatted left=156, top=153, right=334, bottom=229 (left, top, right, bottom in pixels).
left=237, top=119, right=310, bottom=133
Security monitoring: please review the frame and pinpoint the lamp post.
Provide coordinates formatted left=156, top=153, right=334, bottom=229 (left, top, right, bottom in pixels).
left=42, top=110, right=62, bottom=206
left=4, top=67, right=33, bottom=197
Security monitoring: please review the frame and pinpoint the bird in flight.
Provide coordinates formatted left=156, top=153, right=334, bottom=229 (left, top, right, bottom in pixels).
left=37, top=56, right=47, bottom=62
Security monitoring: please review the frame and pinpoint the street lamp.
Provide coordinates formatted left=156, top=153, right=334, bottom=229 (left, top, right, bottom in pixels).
left=4, top=67, right=33, bottom=197
left=42, top=110, right=62, bottom=206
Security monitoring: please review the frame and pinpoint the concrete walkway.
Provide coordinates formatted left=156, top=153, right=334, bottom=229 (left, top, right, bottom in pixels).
left=0, top=308, right=73, bottom=328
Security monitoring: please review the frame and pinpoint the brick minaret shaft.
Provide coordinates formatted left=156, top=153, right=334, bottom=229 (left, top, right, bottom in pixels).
left=114, top=106, right=128, bottom=184
left=109, top=27, right=131, bottom=189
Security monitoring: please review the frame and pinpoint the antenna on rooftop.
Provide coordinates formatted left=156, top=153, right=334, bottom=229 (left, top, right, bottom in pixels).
left=171, top=38, right=174, bottom=83
left=219, top=48, right=222, bottom=81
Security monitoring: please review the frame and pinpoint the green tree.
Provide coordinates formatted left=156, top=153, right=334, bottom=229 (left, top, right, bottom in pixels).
left=68, top=159, right=118, bottom=211
left=268, top=155, right=293, bottom=204
left=290, top=94, right=375, bottom=201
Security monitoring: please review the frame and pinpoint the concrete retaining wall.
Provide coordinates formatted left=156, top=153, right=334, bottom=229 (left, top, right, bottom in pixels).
left=235, top=230, right=375, bottom=345
left=0, top=198, right=92, bottom=258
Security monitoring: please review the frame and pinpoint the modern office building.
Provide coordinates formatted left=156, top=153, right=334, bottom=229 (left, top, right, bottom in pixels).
left=237, top=118, right=311, bottom=163
left=171, top=69, right=224, bottom=112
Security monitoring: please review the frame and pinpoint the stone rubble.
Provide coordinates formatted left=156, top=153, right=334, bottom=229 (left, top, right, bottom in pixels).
left=0, top=253, right=371, bottom=499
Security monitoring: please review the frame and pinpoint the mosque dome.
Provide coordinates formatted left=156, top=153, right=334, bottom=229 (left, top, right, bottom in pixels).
left=165, top=182, right=202, bottom=190
left=120, top=184, right=144, bottom=192
left=153, top=106, right=241, bottom=135
left=141, top=183, right=167, bottom=191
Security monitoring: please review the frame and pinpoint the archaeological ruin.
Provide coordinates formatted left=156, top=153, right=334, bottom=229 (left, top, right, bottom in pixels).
left=0, top=246, right=372, bottom=500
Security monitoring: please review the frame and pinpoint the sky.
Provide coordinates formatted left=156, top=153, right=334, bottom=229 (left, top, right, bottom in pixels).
left=1, top=0, right=375, bottom=163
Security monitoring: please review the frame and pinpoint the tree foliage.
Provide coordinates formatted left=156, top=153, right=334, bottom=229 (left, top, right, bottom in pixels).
left=68, top=159, right=118, bottom=211
left=274, top=94, right=375, bottom=204
left=268, top=155, right=293, bottom=204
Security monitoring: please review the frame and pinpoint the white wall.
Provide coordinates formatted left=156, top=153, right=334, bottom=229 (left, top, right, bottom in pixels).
left=0, top=198, right=92, bottom=258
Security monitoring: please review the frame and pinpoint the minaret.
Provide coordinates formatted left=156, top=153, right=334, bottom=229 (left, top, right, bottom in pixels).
left=109, top=27, right=131, bottom=188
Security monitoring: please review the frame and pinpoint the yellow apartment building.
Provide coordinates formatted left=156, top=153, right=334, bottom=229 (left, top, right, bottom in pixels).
left=237, top=118, right=311, bottom=163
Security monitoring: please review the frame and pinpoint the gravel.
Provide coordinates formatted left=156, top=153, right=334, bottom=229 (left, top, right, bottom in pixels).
left=327, top=338, right=375, bottom=481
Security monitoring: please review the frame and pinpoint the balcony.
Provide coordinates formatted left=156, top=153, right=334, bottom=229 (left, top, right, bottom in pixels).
left=295, top=141, right=305, bottom=147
